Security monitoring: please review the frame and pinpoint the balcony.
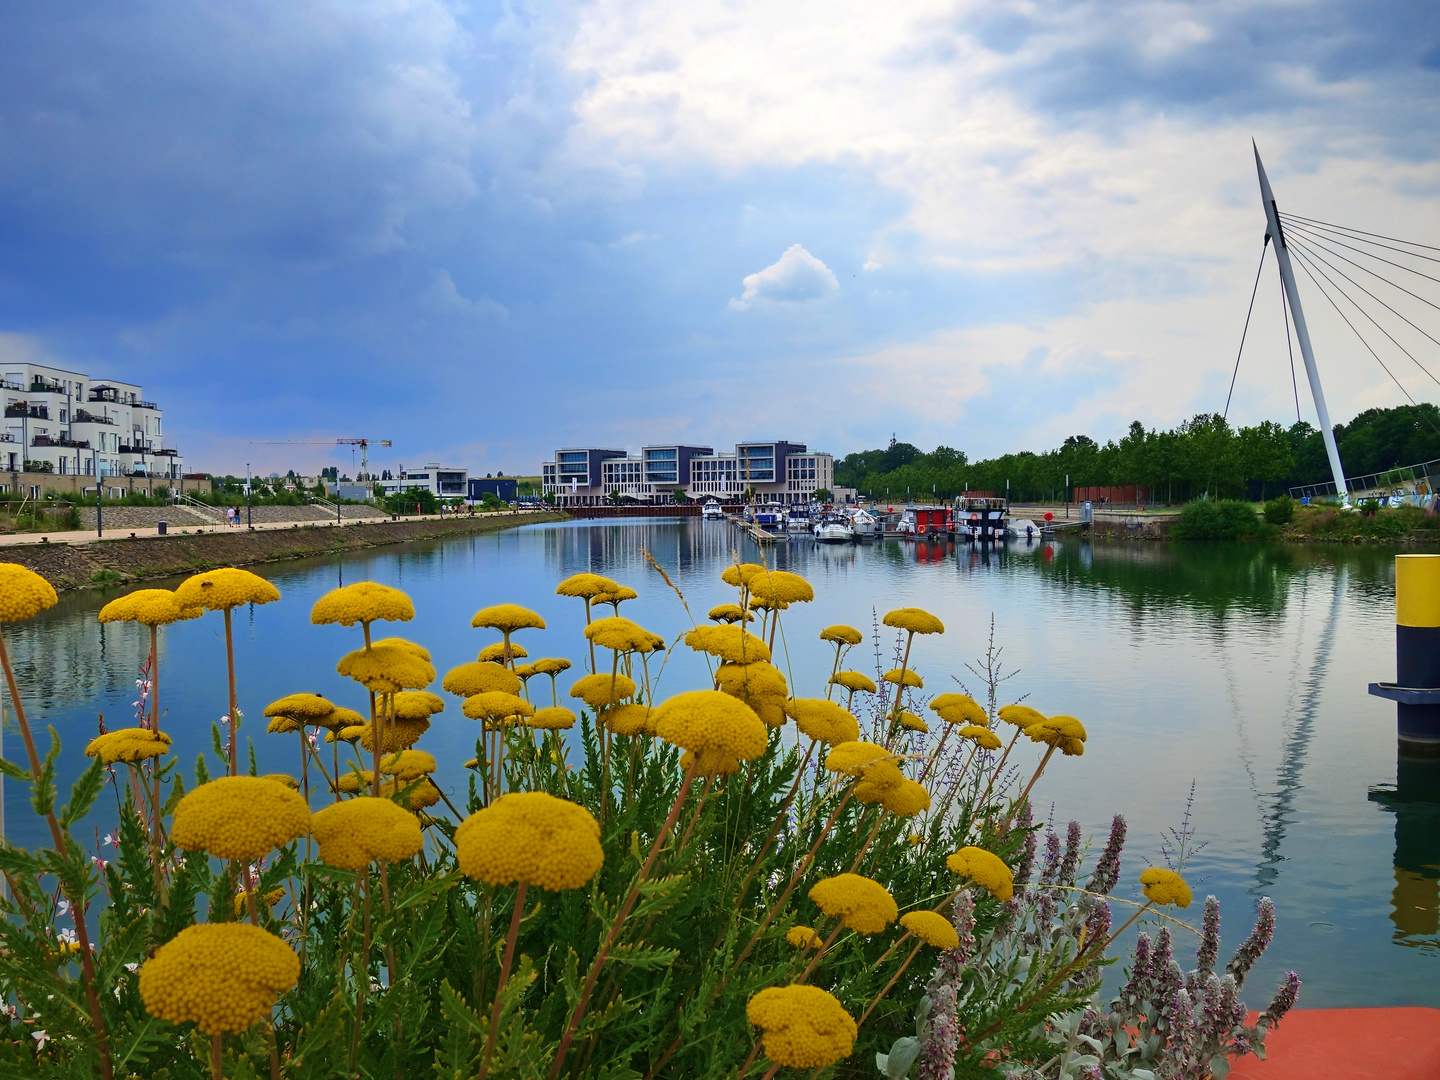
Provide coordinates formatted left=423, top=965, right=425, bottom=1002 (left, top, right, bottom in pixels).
left=5, top=405, right=49, bottom=420
left=31, top=435, right=91, bottom=450
left=132, top=400, right=158, bottom=410
left=29, top=379, right=65, bottom=394
left=72, top=409, right=115, bottom=425
left=151, top=448, right=178, bottom=457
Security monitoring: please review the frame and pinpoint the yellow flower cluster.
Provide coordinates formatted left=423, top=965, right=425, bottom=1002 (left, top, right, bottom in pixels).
left=310, top=581, right=413, bottom=627
left=959, top=725, right=1002, bottom=751
left=604, top=704, right=654, bottom=736
left=0, top=564, right=58, bottom=623
left=392, top=691, right=445, bottom=721
left=1025, top=715, right=1087, bottom=756
left=530, top=657, right=572, bottom=676
left=444, top=661, right=521, bottom=698
left=785, top=925, right=820, bottom=948
left=381, top=776, right=442, bottom=809
left=998, top=704, right=1045, bottom=728
left=680, top=748, right=741, bottom=776
left=175, top=568, right=281, bottom=612
left=462, top=692, right=535, bottom=722
left=337, top=644, right=435, bottom=693
left=585, top=616, right=659, bottom=653
left=373, top=636, right=431, bottom=661
left=808, top=873, right=898, bottom=933
left=478, top=641, right=528, bottom=664
left=707, top=603, right=753, bottom=624
left=98, top=588, right=201, bottom=626
left=171, top=777, right=311, bottom=861
left=231, top=887, right=287, bottom=918
left=748, top=570, right=814, bottom=604
left=555, top=573, right=619, bottom=600
left=455, top=792, right=603, bottom=891
left=830, top=670, right=877, bottom=694
left=819, top=624, right=863, bottom=646
left=263, top=693, right=335, bottom=723
left=823, top=741, right=891, bottom=776
left=139, top=923, right=299, bottom=1035
left=530, top=706, right=578, bottom=731
left=946, top=846, right=1014, bottom=902
left=653, top=690, right=768, bottom=762
left=85, top=727, right=172, bottom=765
left=569, top=673, right=636, bottom=709
left=378, top=749, right=436, bottom=779
left=262, top=774, right=299, bottom=790
left=900, top=910, right=960, bottom=949
left=310, top=797, right=424, bottom=869
left=592, top=585, right=638, bottom=607
left=882, top=607, right=945, bottom=635
left=883, top=668, right=924, bottom=688
left=880, top=779, right=931, bottom=818
left=471, top=604, right=546, bottom=633
left=720, top=562, right=767, bottom=588
left=356, top=719, right=430, bottom=752
left=898, top=711, right=929, bottom=733
left=746, top=985, right=857, bottom=1069
left=683, top=625, right=771, bottom=664
left=1139, top=867, right=1192, bottom=908
left=784, top=699, right=860, bottom=745
left=715, top=662, right=788, bottom=727
left=931, top=693, right=988, bottom=727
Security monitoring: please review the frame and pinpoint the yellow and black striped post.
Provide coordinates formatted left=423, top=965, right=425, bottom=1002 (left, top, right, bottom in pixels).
left=1370, top=554, right=1440, bottom=757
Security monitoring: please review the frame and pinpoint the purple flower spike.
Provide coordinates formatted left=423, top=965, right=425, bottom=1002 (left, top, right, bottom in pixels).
left=1226, top=897, right=1275, bottom=990
left=1058, top=820, right=1082, bottom=887
left=1085, top=814, right=1127, bottom=896
left=1196, top=895, right=1221, bottom=975
left=1261, top=972, right=1301, bottom=1029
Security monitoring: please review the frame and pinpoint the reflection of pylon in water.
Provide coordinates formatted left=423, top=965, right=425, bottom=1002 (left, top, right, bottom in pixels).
left=1369, top=756, right=1440, bottom=942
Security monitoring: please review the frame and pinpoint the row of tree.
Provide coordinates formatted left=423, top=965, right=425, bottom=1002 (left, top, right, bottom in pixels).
left=834, top=404, right=1440, bottom=504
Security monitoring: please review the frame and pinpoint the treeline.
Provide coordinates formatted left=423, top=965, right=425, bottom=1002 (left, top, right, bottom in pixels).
left=835, top=404, right=1440, bottom=504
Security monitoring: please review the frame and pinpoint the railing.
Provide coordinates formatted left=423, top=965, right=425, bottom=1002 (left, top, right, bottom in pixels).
left=152, top=448, right=178, bottom=456
left=28, top=380, right=65, bottom=394
left=72, top=409, right=114, bottom=425
left=1289, top=457, right=1440, bottom=501
left=132, top=400, right=158, bottom=410
left=171, top=492, right=225, bottom=522
left=31, top=436, right=90, bottom=449
left=5, top=406, right=48, bottom=419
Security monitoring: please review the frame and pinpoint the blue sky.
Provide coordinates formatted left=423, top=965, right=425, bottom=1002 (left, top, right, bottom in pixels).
left=1, top=0, right=1438, bottom=477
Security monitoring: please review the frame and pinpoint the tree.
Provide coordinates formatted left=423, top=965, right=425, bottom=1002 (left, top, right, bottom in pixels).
left=813, top=488, right=832, bottom=502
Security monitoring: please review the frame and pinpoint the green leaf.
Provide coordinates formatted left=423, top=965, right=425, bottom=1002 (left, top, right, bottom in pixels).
left=60, top=755, right=105, bottom=830
left=0, top=755, right=29, bottom=782
left=31, top=725, right=61, bottom=818
left=112, top=1013, right=169, bottom=1069
left=438, top=979, right=485, bottom=1036
left=606, top=942, right=679, bottom=971
left=210, top=722, right=225, bottom=766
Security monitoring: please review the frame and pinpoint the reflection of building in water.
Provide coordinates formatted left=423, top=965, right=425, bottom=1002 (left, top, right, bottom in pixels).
left=1369, top=756, right=1440, bottom=946
left=4, top=606, right=153, bottom=716
left=542, top=520, right=734, bottom=582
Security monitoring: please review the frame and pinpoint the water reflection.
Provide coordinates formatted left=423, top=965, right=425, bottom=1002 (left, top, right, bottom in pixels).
left=1370, top=757, right=1440, bottom=951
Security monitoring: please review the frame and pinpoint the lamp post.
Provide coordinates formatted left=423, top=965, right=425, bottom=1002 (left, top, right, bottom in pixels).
left=245, top=463, right=252, bottom=529
left=94, top=448, right=102, bottom=537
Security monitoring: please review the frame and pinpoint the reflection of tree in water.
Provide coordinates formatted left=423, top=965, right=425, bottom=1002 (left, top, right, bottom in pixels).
left=1369, top=757, right=1440, bottom=952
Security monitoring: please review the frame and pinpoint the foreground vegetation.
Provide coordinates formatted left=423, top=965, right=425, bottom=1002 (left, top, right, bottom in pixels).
left=0, top=561, right=1299, bottom=1078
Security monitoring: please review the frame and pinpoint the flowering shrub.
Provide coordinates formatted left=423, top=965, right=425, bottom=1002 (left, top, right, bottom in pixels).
left=0, top=560, right=1298, bottom=1080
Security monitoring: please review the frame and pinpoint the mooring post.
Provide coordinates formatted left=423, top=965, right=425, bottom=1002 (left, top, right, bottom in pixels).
left=1370, top=554, right=1440, bottom=758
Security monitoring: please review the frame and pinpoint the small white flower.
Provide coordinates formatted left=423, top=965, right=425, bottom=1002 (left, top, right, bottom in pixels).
left=102, top=833, right=117, bottom=847
left=32, top=1029, right=48, bottom=1049
left=57, top=928, right=78, bottom=946
left=124, top=962, right=138, bottom=973
left=56, top=899, right=71, bottom=918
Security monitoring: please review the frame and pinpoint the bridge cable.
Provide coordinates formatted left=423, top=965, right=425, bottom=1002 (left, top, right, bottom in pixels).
left=1223, top=239, right=1272, bottom=421
left=1279, top=212, right=1440, bottom=258
left=1278, top=216, right=1440, bottom=289
left=1281, top=219, right=1440, bottom=319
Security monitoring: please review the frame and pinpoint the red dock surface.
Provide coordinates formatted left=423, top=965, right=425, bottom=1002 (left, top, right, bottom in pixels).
left=1231, top=1008, right=1440, bottom=1080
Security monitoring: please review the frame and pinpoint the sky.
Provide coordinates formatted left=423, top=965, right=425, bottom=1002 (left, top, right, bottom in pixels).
left=1, top=0, right=1438, bottom=478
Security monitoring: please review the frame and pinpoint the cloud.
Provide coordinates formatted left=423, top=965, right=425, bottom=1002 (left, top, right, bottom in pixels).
left=421, top=270, right=508, bottom=321
left=730, top=244, right=840, bottom=310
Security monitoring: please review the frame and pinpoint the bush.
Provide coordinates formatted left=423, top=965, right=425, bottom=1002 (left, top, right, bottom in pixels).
left=1171, top=498, right=1268, bottom=540
left=1263, top=495, right=1294, bottom=525
left=384, top=487, right=439, bottom=515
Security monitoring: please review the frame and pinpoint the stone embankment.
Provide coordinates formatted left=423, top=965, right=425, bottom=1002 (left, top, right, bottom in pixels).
left=3, top=511, right=567, bottom=591
left=74, top=504, right=387, bottom=530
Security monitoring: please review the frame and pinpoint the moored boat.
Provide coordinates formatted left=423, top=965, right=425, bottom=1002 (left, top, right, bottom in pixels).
left=812, top=513, right=856, bottom=543
left=702, top=499, right=723, bottom=520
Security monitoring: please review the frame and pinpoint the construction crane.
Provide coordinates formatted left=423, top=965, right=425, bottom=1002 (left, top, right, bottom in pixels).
left=248, top=438, right=393, bottom=480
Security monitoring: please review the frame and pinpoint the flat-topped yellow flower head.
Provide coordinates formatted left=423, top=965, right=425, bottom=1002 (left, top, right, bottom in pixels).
left=959, top=725, right=1002, bottom=750
left=748, top=595, right=787, bottom=612
left=172, top=776, right=310, bottom=862
left=715, top=661, right=788, bottom=700
left=653, top=690, right=768, bottom=762
left=471, top=604, right=546, bottom=633
left=378, top=749, right=436, bottom=779
left=819, top=624, right=863, bottom=646
left=853, top=759, right=905, bottom=804
left=139, top=923, right=299, bottom=1035
left=261, top=774, right=298, bottom=790
left=569, top=672, right=636, bottom=709
left=337, top=644, right=435, bottom=693
left=1139, top=867, right=1192, bottom=908
left=555, top=573, right=619, bottom=600
left=310, top=797, right=423, bottom=869
left=882, top=607, right=944, bottom=635
left=997, top=704, right=1045, bottom=729
left=0, top=564, right=58, bottom=622
left=371, top=636, right=431, bottom=661
left=749, top=570, right=814, bottom=604
left=318, top=706, right=367, bottom=732
left=898, top=711, right=929, bottom=733
left=683, top=625, right=771, bottom=664
left=1025, top=715, right=1087, bottom=755
left=785, top=926, right=821, bottom=949
left=785, top=699, right=860, bottom=745
left=478, top=641, right=528, bottom=664
left=85, top=728, right=172, bottom=765
left=585, top=616, right=655, bottom=653
left=747, top=985, right=856, bottom=1070
left=462, top=692, right=535, bottom=722
left=592, top=585, right=638, bottom=606
left=900, top=910, right=960, bottom=949
left=392, top=690, right=445, bottom=721
left=175, top=568, right=280, bottom=612
left=830, top=670, right=877, bottom=694
left=263, top=693, right=335, bottom=724
left=824, top=741, right=892, bottom=776
left=443, top=661, right=521, bottom=698
left=530, top=657, right=573, bottom=676
left=808, top=873, right=898, bottom=933
left=931, top=694, right=988, bottom=727
left=332, top=726, right=368, bottom=745
left=883, top=668, right=924, bottom=688
left=720, top=562, right=767, bottom=588
left=707, top=603, right=754, bottom=624
left=98, top=588, right=202, bottom=627
left=455, top=792, right=603, bottom=891
left=680, top=748, right=741, bottom=775
left=881, top=778, right=931, bottom=818
left=946, top=846, right=1014, bottom=902
left=381, top=775, right=442, bottom=809
left=604, top=704, right=653, bottom=736
left=310, top=581, right=412, bottom=627
left=530, top=706, right=578, bottom=731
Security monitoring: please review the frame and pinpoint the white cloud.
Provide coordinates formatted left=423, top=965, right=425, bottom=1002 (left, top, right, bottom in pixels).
left=421, top=270, right=508, bottom=320
left=729, top=244, right=840, bottom=310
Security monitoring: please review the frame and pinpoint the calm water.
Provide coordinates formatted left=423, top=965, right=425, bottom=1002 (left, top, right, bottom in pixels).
left=4, top=520, right=1437, bottom=1009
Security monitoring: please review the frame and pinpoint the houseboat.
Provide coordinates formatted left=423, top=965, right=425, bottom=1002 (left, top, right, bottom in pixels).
left=954, top=496, right=1009, bottom=542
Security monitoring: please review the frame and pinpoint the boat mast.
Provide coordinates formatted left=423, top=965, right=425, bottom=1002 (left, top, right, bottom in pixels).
left=1255, top=142, right=1348, bottom=501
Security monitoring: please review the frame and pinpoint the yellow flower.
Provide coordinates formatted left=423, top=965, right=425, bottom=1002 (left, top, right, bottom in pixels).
left=334, top=771, right=371, bottom=794
left=819, top=624, right=863, bottom=646
left=898, top=711, right=929, bottom=733
left=378, top=749, right=436, bottom=779
left=592, top=585, right=638, bottom=606
left=823, top=741, right=892, bottom=776
left=310, top=581, right=413, bottom=627
left=882, top=607, right=944, bottom=635
left=261, top=774, right=298, bottom=790
left=443, top=661, right=522, bottom=698
left=356, top=718, right=430, bottom=752
left=263, top=693, right=335, bottom=725
left=716, top=662, right=787, bottom=698
left=310, top=796, right=424, bottom=869
left=853, top=759, right=905, bottom=804
left=683, top=625, right=771, bottom=664
left=1024, top=715, right=1088, bottom=755
left=529, top=706, right=578, bottom=731
left=1139, top=868, right=1192, bottom=908
left=653, top=690, right=768, bottom=762
left=478, top=641, right=529, bottom=664
left=337, top=644, right=435, bottom=693
left=748, top=570, right=814, bottom=604
left=808, top=873, right=898, bottom=933
left=471, top=604, right=546, bottom=633
left=314, top=706, right=365, bottom=732
left=569, top=673, right=636, bottom=709
left=0, top=564, right=58, bottom=622
left=959, top=725, right=1002, bottom=751
left=174, top=568, right=280, bottom=612
left=883, top=668, right=924, bottom=688
left=748, top=595, right=787, bottom=612
left=997, top=704, right=1045, bottom=729
left=830, top=670, right=877, bottom=694
left=381, top=775, right=442, bottom=810
left=784, top=699, right=860, bottom=745
left=604, top=704, right=654, bottom=736
left=585, top=616, right=655, bottom=653
left=880, top=779, right=931, bottom=818
left=907, top=833, right=923, bottom=846
left=462, top=692, right=535, bottom=722
left=946, top=846, right=1014, bottom=902
left=97, top=588, right=202, bottom=626
left=530, top=657, right=572, bottom=676
left=900, top=910, right=960, bottom=949
left=930, top=694, right=988, bottom=727
left=555, top=573, right=620, bottom=600
left=747, top=985, right=856, bottom=1070
left=707, top=603, right=754, bottom=624
left=455, top=792, right=603, bottom=891
left=514, top=663, right=536, bottom=679
left=371, top=636, right=432, bottom=661
left=85, top=728, right=172, bottom=765
left=719, top=563, right=767, bottom=588
left=785, top=926, right=821, bottom=949
left=172, top=777, right=311, bottom=861
left=231, top=887, right=287, bottom=918
left=392, top=691, right=445, bottom=721
left=680, top=748, right=741, bottom=776
left=139, top=923, right=299, bottom=1035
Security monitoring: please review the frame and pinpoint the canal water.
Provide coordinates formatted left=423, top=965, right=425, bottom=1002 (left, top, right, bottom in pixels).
left=3, top=519, right=1436, bottom=1010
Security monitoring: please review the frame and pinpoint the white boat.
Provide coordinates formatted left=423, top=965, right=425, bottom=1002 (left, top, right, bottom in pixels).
left=702, top=500, right=723, bottom=520
left=750, top=503, right=786, bottom=527
left=1007, top=518, right=1040, bottom=540
left=812, top=513, right=855, bottom=543
left=845, top=507, right=878, bottom=537
left=786, top=505, right=814, bottom=531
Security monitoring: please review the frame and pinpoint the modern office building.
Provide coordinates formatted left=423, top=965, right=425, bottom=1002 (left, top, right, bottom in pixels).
left=378, top=463, right=468, bottom=500
left=468, top=476, right=517, bottom=502
left=1, top=360, right=184, bottom=479
left=542, top=441, right=833, bottom=506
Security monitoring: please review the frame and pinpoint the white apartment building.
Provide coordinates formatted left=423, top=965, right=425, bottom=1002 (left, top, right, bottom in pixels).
left=378, top=463, right=468, bottom=500
left=1, top=360, right=184, bottom=479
